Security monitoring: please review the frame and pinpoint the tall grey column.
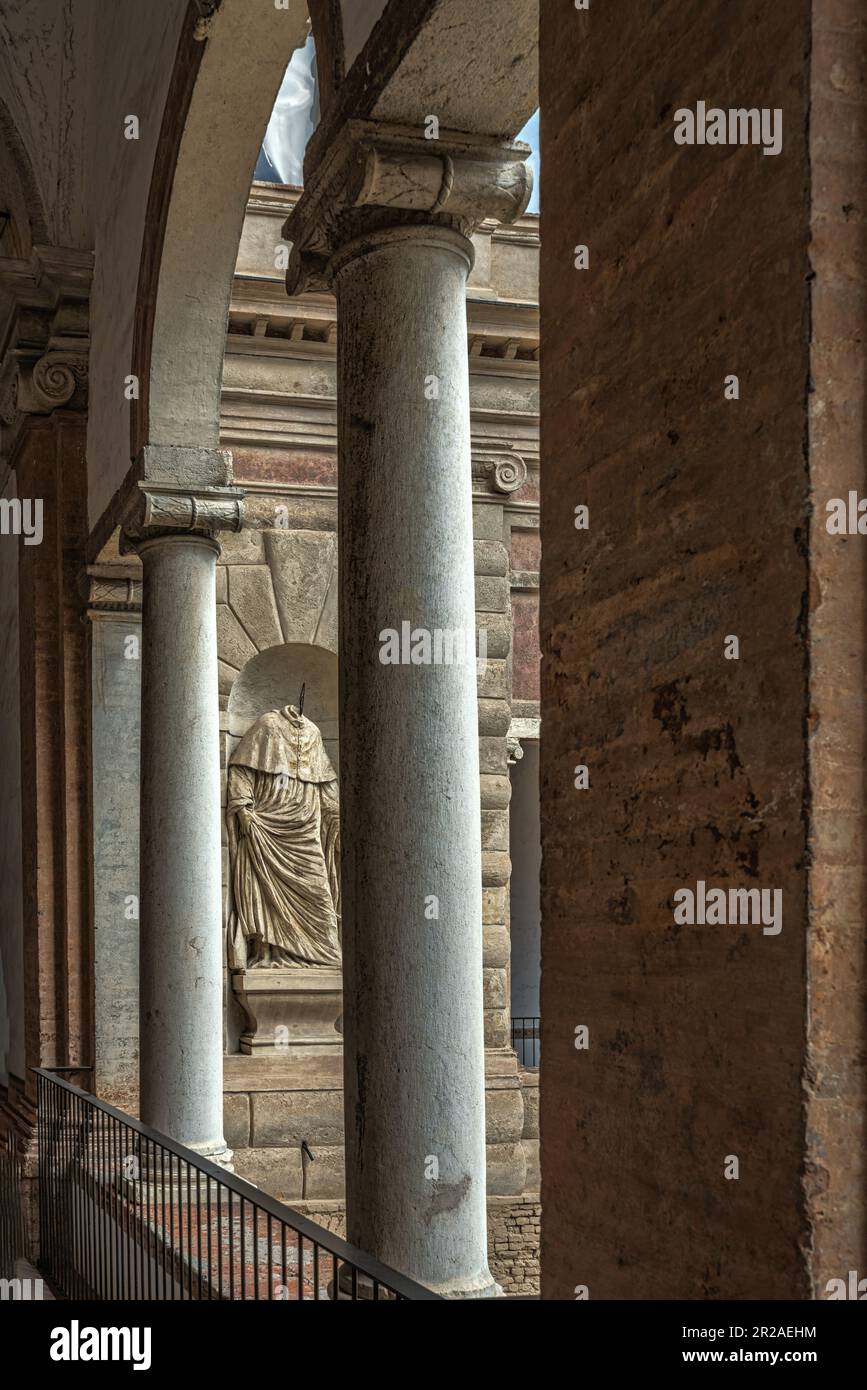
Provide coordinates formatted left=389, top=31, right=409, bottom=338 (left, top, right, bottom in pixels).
left=123, top=461, right=243, bottom=1159
left=284, top=124, right=532, bottom=1296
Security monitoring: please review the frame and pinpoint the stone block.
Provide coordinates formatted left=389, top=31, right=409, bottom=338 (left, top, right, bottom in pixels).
left=316, top=564, right=338, bottom=654
left=484, top=1007, right=510, bottom=1049
left=242, top=493, right=297, bottom=528
left=472, top=502, right=505, bottom=541
left=227, top=566, right=283, bottom=651
left=232, top=1146, right=303, bottom=1200
left=482, top=850, right=510, bottom=887
left=474, top=539, right=509, bottom=576
left=264, top=529, right=335, bottom=644
left=485, top=1050, right=519, bottom=1079
left=223, top=1092, right=250, bottom=1150
left=475, top=575, right=510, bottom=613
left=302, top=1144, right=345, bottom=1199
left=522, top=1139, right=540, bottom=1191
left=477, top=697, right=512, bottom=736
left=140, top=444, right=233, bottom=487
left=482, top=887, right=507, bottom=926
left=251, top=1089, right=345, bottom=1147
left=479, top=736, right=508, bottom=774
left=223, top=1053, right=343, bottom=1092
left=216, top=604, right=258, bottom=669
left=480, top=773, right=511, bottom=809
left=218, top=660, right=237, bottom=702
left=476, top=611, right=510, bottom=659
left=485, top=1086, right=524, bottom=1143
left=481, top=808, right=509, bottom=851
left=486, top=1142, right=527, bottom=1196
left=483, top=923, right=510, bottom=968
left=483, top=967, right=507, bottom=1010
left=521, top=1077, right=539, bottom=1138
left=477, top=659, right=509, bottom=699
left=219, top=528, right=265, bottom=565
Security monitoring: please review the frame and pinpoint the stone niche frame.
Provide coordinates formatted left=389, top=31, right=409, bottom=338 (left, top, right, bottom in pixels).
left=217, top=523, right=340, bottom=1056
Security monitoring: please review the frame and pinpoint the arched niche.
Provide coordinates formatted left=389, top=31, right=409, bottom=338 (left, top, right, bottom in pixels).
left=226, top=641, right=338, bottom=772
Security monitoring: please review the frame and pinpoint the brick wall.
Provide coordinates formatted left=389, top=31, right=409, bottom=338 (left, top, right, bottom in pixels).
left=488, top=1196, right=541, bottom=1295
left=290, top=1197, right=541, bottom=1297
left=541, top=0, right=837, bottom=1298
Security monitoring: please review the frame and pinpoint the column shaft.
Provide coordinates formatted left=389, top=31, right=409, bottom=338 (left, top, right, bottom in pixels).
left=138, top=533, right=227, bottom=1159
left=336, top=225, right=496, bottom=1296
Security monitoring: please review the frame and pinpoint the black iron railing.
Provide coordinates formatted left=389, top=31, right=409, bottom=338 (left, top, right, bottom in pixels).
left=1, top=1129, right=26, bottom=1280
left=34, top=1067, right=439, bottom=1301
left=511, top=1016, right=540, bottom=1069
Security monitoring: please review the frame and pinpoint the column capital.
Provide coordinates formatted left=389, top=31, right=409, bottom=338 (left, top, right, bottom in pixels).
left=13, top=349, right=89, bottom=416
left=83, top=565, right=143, bottom=620
left=0, top=246, right=92, bottom=463
left=282, top=119, right=533, bottom=295
left=120, top=480, right=245, bottom=554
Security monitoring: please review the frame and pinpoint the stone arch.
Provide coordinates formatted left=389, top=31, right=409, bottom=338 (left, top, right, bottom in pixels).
left=131, top=0, right=312, bottom=459
left=217, top=525, right=338, bottom=707
left=0, top=93, right=50, bottom=257
left=131, top=0, right=537, bottom=466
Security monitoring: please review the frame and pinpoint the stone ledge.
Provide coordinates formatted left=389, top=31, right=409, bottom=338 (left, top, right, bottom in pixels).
left=223, top=1053, right=343, bottom=1092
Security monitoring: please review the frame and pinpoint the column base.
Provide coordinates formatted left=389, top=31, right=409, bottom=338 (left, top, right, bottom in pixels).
left=181, top=1141, right=234, bottom=1171
left=122, top=1143, right=234, bottom=1204
left=138, top=1139, right=233, bottom=1177
left=331, top=1264, right=503, bottom=1300
left=426, top=1270, right=504, bottom=1299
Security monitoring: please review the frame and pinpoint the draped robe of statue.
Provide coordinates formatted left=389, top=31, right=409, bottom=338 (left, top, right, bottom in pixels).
left=226, top=705, right=341, bottom=969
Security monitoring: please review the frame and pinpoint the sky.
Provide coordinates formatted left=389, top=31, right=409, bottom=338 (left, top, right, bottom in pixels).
left=257, top=37, right=541, bottom=215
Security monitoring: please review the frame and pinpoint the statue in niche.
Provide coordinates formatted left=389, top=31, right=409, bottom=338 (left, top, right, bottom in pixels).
left=226, top=702, right=341, bottom=969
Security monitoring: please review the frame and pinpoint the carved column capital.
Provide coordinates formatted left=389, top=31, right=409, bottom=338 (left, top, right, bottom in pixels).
left=472, top=450, right=529, bottom=496
left=0, top=248, right=92, bottom=465
left=84, top=566, right=143, bottom=619
left=120, top=482, right=245, bottom=553
left=282, top=119, right=533, bottom=294
left=15, top=349, right=89, bottom=414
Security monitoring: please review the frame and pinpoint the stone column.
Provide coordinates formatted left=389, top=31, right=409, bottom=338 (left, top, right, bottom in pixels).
left=123, top=461, right=244, bottom=1159
left=284, top=123, right=532, bottom=1295
left=86, top=571, right=142, bottom=1112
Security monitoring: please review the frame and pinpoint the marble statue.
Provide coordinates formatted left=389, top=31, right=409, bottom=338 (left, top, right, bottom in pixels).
left=226, top=704, right=341, bottom=969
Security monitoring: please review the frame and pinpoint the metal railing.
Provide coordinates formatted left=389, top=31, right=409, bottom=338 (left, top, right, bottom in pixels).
left=511, top=1016, right=540, bottom=1069
left=35, top=1068, right=440, bottom=1300
left=1, top=1129, right=26, bottom=1279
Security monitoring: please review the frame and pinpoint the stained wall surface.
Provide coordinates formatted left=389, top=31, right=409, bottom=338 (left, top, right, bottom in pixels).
left=804, top=0, right=867, bottom=1294
left=541, top=0, right=817, bottom=1298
